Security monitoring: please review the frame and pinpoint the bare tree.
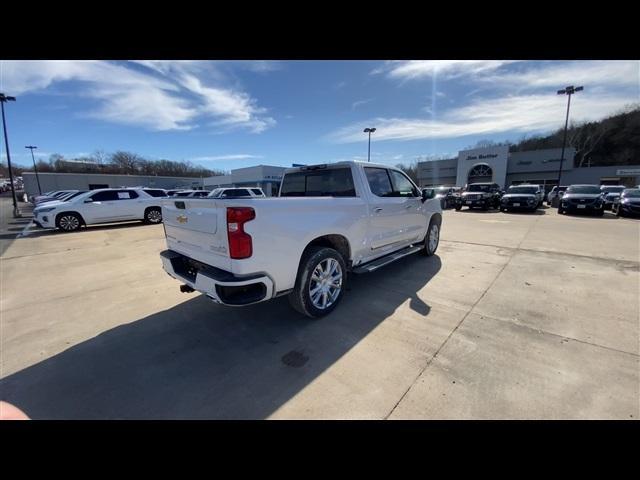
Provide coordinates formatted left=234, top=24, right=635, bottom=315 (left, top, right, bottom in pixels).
left=570, top=121, right=612, bottom=168
left=110, top=151, right=141, bottom=174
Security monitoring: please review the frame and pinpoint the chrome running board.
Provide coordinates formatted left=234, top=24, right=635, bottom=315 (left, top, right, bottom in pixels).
left=352, top=245, right=423, bottom=274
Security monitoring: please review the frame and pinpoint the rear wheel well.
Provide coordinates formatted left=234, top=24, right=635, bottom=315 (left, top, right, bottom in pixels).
left=55, top=211, right=85, bottom=226
left=302, top=234, right=351, bottom=264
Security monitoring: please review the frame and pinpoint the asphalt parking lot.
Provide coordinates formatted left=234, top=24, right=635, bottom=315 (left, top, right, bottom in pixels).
left=1, top=198, right=638, bottom=419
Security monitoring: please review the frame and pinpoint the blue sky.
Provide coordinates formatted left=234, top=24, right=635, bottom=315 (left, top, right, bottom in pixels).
left=1, top=60, right=638, bottom=172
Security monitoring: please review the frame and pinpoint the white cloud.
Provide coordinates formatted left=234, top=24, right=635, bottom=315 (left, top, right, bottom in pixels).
left=191, top=154, right=263, bottom=161
left=376, top=60, right=520, bottom=81
left=351, top=98, right=373, bottom=110
left=0, top=60, right=275, bottom=133
left=480, top=60, right=640, bottom=90
left=328, top=92, right=637, bottom=143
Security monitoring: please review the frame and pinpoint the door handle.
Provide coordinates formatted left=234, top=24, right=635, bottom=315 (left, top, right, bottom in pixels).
left=374, top=207, right=383, bottom=213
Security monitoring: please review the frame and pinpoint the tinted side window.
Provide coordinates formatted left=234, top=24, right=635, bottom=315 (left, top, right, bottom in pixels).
left=220, top=189, right=251, bottom=197
left=144, top=189, right=165, bottom=197
left=89, top=191, right=119, bottom=201
left=389, top=170, right=418, bottom=197
left=280, top=168, right=356, bottom=197
left=251, top=189, right=262, bottom=195
left=365, top=168, right=394, bottom=197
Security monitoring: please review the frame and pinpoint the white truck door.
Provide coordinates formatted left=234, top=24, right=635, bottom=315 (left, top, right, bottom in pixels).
left=363, top=166, right=422, bottom=253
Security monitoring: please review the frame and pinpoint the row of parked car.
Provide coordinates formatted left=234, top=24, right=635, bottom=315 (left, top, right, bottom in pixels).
left=556, top=185, right=640, bottom=217
left=30, top=186, right=266, bottom=232
left=433, top=183, right=640, bottom=217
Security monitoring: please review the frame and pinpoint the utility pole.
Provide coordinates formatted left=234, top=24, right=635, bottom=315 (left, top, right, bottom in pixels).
left=556, top=85, right=583, bottom=187
left=25, top=145, right=42, bottom=195
left=363, top=127, right=376, bottom=162
left=0, top=93, right=20, bottom=217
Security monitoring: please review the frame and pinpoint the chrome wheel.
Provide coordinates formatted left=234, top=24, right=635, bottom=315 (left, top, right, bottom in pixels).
left=147, top=209, right=162, bottom=223
left=428, top=223, right=439, bottom=252
left=308, top=258, right=343, bottom=310
left=59, top=215, right=80, bottom=231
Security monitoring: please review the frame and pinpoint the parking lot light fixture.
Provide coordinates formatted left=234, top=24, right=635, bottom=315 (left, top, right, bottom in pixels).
left=556, top=86, right=583, bottom=188
left=364, top=127, right=376, bottom=162
left=25, top=145, right=42, bottom=195
left=0, top=93, right=20, bottom=217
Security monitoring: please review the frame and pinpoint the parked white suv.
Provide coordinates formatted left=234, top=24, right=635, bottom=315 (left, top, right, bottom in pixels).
left=208, top=187, right=266, bottom=198
left=170, top=190, right=210, bottom=198
left=160, top=161, right=442, bottom=318
left=33, top=188, right=164, bottom=232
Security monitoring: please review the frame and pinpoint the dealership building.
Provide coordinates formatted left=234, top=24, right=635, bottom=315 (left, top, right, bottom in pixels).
left=204, top=165, right=286, bottom=196
left=22, top=165, right=288, bottom=198
left=21, top=171, right=208, bottom=198
left=417, top=146, right=640, bottom=192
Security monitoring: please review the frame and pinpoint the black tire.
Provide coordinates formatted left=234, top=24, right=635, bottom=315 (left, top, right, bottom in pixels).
left=144, top=207, right=163, bottom=224
left=55, top=212, right=83, bottom=232
left=616, top=206, right=624, bottom=217
left=421, top=217, right=441, bottom=257
left=455, top=204, right=461, bottom=211
left=500, top=206, right=506, bottom=212
left=596, top=208, right=605, bottom=217
left=288, top=246, right=347, bottom=318
left=558, top=206, right=564, bottom=214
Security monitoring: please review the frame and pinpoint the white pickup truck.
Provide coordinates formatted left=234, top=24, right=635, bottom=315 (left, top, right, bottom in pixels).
left=160, top=161, right=442, bottom=317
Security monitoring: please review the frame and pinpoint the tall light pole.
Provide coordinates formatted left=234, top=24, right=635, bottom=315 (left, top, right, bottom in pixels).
left=25, top=145, right=42, bottom=195
left=0, top=93, right=20, bottom=217
left=363, top=127, right=376, bottom=162
left=556, top=85, right=583, bottom=187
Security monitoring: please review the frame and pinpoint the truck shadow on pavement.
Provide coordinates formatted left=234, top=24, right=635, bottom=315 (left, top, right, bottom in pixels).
left=0, top=253, right=441, bottom=419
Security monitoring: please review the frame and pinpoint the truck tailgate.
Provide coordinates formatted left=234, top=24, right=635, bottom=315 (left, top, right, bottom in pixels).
left=162, top=198, right=231, bottom=270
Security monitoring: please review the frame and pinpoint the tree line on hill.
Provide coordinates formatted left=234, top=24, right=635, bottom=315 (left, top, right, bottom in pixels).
left=0, top=150, right=226, bottom=179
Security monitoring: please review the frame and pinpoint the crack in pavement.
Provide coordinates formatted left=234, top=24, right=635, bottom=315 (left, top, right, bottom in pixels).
left=442, top=239, right=640, bottom=267
left=384, top=214, right=545, bottom=420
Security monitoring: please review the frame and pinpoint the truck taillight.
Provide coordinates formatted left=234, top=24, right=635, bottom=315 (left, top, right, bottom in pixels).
left=227, top=207, right=255, bottom=259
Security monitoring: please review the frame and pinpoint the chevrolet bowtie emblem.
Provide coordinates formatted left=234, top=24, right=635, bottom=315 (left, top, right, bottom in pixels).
left=176, top=215, right=188, bottom=224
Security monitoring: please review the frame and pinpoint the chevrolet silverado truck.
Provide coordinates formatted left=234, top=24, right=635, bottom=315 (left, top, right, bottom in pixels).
left=160, top=161, right=442, bottom=318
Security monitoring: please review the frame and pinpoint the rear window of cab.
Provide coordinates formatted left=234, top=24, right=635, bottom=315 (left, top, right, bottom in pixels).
left=280, top=168, right=356, bottom=197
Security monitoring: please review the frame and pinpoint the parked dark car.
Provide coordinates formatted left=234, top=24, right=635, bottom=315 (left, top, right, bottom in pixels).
left=612, top=188, right=640, bottom=217
left=434, top=186, right=461, bottom=209
left=600, top=185, right=626, bottom=210
left=499, top=185, right=540, bottom=212
left=455, top=183, right=502, bottom=211
left=558, top=185, right=605, bottom=216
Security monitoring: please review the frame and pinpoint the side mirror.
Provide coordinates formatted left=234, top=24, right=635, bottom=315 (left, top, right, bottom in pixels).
left=422, top=188, right=435, bottom=202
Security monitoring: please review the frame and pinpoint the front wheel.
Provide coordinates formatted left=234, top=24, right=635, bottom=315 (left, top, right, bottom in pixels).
left=558, top=206, right=564, bottom=214
left=288, top=247, right=346, bottom=318
left=455, top=204, right=462, bottom=211
left=56, top=213, right=82, bottom=232
left=421, top=218, right=441, bottom=257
